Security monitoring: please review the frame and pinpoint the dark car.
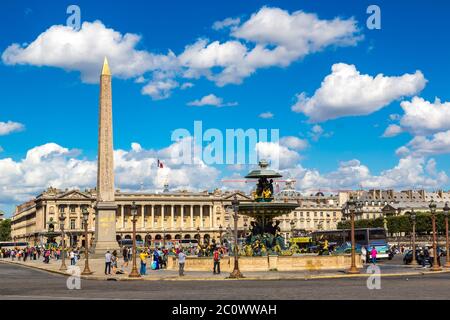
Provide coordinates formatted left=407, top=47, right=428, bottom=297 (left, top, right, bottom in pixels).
left=403, top=249, right=422, bottom=265
left=403, top=247, right=445, bottom=265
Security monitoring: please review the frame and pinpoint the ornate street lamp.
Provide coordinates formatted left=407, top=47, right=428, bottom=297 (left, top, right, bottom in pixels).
left=409, top=209, right=417, bottom=266
left=81, top=206, right=93, bottom=275
left=229, top=195, right=244, bottom=278
left=342, top=196, right=362, bottom=274
left=129, top=202, right=141, bottom=278
left=197, top=226, right=201, bottom=244
left=58, top=208, right=67, bottom=271
left=218, top=225, right=223, bottom=245
left=443, top=202, right=450, bottom=268
left=429, top=200, right=442, bottom=271
left=243, top=222, right=248, bottom=238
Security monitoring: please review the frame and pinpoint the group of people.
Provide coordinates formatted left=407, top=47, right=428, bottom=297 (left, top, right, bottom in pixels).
left=105, top=244, right=227, bottom=277
left=418, top=246, right=441, bottom=268
left=0, top=246, right=82, bottom=265
left=361, top=246, right=379, bottom=264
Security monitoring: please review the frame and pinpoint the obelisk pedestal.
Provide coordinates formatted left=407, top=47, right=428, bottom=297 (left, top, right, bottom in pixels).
left=93, top=58, right=119, bottom=254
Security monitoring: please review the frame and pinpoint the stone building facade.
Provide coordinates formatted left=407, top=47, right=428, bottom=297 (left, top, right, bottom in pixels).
left=274, top=180, right=348, bottom=236
left=11, top=186, right=255, bottom=247
left=354, top=189, right=450, bottom=219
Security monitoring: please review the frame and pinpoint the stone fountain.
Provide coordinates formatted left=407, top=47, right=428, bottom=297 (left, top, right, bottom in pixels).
left=238, top=160, right=299, bottom=255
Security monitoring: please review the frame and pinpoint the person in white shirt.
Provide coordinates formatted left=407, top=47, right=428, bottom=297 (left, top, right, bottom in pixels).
left=105, top=251, right=112, bottom=275
left=178, top=249, right=186, bottom=276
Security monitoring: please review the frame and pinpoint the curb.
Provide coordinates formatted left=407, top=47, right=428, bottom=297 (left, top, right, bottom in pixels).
left=2, top=260, right=450, bottom=281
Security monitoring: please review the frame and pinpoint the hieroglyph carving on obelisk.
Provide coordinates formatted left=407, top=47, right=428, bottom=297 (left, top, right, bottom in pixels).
left=93, top=57, right=119, bottom=254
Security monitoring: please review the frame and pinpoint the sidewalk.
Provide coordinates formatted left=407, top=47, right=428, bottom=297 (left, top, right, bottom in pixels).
left=1, top=257, right=449, bottom=281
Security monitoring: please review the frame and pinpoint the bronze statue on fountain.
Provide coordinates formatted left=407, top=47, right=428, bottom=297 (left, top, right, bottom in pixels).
left=238, top=160, right=299, bottom=255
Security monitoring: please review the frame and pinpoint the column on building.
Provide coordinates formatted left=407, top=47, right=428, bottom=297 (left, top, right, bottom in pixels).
left=181, top=205, right=184, bottom=229
left=200, top=205, right=204, bottom=228
left=151, top=204, right=154, bottom=229
left=161, top=204, right=165, bottom=229
left=171, top=205, right=174, bottom=230
left=141, top=205, right=145, bottom=229
left=190, top=205, right=194, bottom=229
left=77, top=204, right=82, bottom=230
left=210, top=205, right=214, bottom=229
left=121, top=205, right=125, bottom=230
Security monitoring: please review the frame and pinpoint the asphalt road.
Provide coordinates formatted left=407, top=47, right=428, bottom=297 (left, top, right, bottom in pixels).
left=0, top=262, right=449, bottom=300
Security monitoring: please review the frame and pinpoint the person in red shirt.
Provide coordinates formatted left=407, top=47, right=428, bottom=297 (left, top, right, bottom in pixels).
left=213, top=248, right=221, bottom=274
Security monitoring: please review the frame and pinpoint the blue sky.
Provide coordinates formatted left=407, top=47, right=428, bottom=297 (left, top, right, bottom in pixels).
left=1, top=0, right=450, bottom=216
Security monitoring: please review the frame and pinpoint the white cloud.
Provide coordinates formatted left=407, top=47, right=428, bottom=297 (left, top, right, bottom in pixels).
left=141, top=79, right=179, bottom=100
left=279, top=136, right=308, bottom=151
left=308, top=124, right=332, bottom=141
left=180, top=82, right=194, bottom=90
left=397, top=130, right=450, bottom=157
left=292, top=63, right=427, bottom=122
left=2, top=7, right=362, bottom=99
left=258, top=112, right=274, bottom=119
left=212, top=17, right=241, bottom=31
left=389, top=113, right=401, bottom=121
left=399, top=97, right=450, bottom=135
left=187, top=94, right=237, bottom=107
left=382, top=124, right=403, bottom=138
left=2, top=21, right=177, bottom=83
left=0, top=121, right=25, bottom=136
left=180, top=7, right=361, bottom=86
left=255, top=141, right=301, bottom=170
left=232, top=7, right=361, bottom=51
left=0, top=141, right=221, bottom=208
left=285, top=156, right=448, bottom=191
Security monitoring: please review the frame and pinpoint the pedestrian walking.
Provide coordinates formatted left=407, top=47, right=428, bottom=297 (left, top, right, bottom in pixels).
left=139, top=250, right=148, bottom=275
left=213, top=247, right=221, bottom=274
left=122, top=246, right=129, bottom=268
left=370, top=246, right=377, bottom=264
left=112, top=250, right=118, bottom=274
left=361, top=246, right=367, bottom=264
left=105, top=250, right=112, bottom=275
left=429, top=246, right=435, bottom=268
left=178, top=249, right=186, bottom=276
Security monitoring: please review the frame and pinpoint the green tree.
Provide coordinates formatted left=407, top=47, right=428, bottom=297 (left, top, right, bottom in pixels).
left=0, top=219, right=12, bottom=241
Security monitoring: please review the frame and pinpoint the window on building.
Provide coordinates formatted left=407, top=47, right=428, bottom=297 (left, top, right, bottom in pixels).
left=59, top=206, right=65, bottom=213
left=70, top=206, right=76, bottom=213
left=314, top=212, right=317, bottom=217
left=70, top=219, right=76, bottom=230
left=320, top=212, right=323, bottom=217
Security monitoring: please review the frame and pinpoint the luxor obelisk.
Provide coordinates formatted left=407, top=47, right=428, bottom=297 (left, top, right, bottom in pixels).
left=93, top=57, right=119, bottom=254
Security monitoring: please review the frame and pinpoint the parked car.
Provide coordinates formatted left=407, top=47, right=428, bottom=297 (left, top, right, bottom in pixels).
left=403, top=247, right=445, bottom=265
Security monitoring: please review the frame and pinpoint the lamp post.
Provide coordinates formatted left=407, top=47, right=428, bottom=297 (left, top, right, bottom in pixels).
left=81, top=206, right=93, bottom=275
left=129, top=201, right=140, bottom=278
left=219, top=225, right=223, bottom=245
left=429, top=200, right=442, bottom=271
left=197, top=226, right=201, bottom=245
left=229, top=195, right=244, bottom=278
left=58, top=208, right=67, bottom=271
left=163, top=228, right=166, bottom=248
left=409, top=209, right=417, bottom=266
left=443, top=202, right=450, bottom=268
left=342, top=197, right=361, bottom=274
